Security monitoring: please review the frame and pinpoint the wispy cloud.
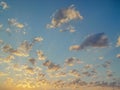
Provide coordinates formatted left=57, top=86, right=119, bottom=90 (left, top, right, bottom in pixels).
left=70, top=33, right=109, bottom=51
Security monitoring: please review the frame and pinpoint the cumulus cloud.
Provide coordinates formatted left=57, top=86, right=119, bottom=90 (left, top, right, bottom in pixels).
left=28, top=58, right=36, bottom=65
left=47, top=5, right=83, bottom=32
left=0, top=1, right=9, bottom=10
left=106, top=70, right=113, bottom=78
left=25, top=66, right=35, bottom=75
left=69, top=69, right=81, bottom=77
left=0, top=39, right=3, bottom=44
left=2, top=44, right=13, bottom=53
left=0, top=24, right=3, bottom=29
left=84, top=64, right=93, bottom=69
left=33, top=37, right=43, bottom=42
left=70, top=33, right=109, bottom=51
left=8, top=18, right=24, bottom=29
left=102, top=61, right=111, bottom=68
left=43, top=60, right=61, bottom=71
left=11, top=40, right=33, bottom=57
left=116, top=36, right=120, bottom=47
left=65, top=57, right=83, bottom=66
left=37, top=50, right=47, bottom=60
left=116, top=54, right=120, bottom=59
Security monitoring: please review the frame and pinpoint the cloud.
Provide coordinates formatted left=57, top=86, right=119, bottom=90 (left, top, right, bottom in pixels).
left=25, top=66, right=35, bottom=75
left=3, top=55, right=15, bottom=63
left=0, top=24, right=3, bottom=29
left=43, top=60, right=61, bottom=71
left=116, top=36, right=120, bottom=47
left=28, top=58, right=36, bottom=65
left=33, top=37, right=43, bottom=42
left=8, top=18, right=24, bottom=29
left=11, top=40, right=33, bottom=57
left=0, top=1, right=9, bottom=10
left=106, top=70, right=113, bottom=78
left=102, top=61, right=111, bottom=68
left=65, top=57, right=83, bottom=66
left=0, top=39, right=3, bottom=44
left=47, top=5, right=83, bottom=32
left=70, top=33, right=109, bottom=51
left=2, top=44, right=13, bottom=53
left=69, top=69, right=81, bottom=77
left=37, top=50, right=47, bottom=60
left=0, top=72, right=8, bottom=77
left=84, top=64, right=93, bottom=69
left=116, top=54, right=120, bottom=59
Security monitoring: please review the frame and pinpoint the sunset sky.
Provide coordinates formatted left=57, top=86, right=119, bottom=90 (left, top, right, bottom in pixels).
left=0, top=0, right=120, bottom=90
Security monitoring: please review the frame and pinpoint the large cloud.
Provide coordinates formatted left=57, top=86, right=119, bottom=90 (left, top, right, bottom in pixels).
left=69, top=33, right=109, bottom=51
left=47, top=5, right=83, bottom=32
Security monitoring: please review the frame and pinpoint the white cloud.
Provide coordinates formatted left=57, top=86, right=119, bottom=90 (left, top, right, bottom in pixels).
left=69, top=33, right=109, bottom=51
left=69, top=69, right=81, bottom=77
left=0, top=1, right=9, bottom=10
left=33, top=37, right=43, bottom=42
left=65, top=57, right=83, bottom=66
left=37, top=50, right=47, bottom=60
left=8, top=18, right=24, bottom=29
left=116, top=36, right=120, bottom=47
left=0, top=24, right=3, bottom=29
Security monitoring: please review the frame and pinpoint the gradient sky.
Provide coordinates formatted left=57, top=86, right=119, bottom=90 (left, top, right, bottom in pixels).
left=0, top=0, right=120, bottom=90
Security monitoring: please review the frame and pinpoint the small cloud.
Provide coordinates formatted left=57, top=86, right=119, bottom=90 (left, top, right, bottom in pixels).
left=116, top=54, right=120, bottom=58
left=2, top=44, right=13, bottom=53
left=98, top=56, right=104, bottom=60
left=65, top=57, right=83, bottom=66
left=37, top=50, right=47, bottom=60
left=8, top=18, right=25, bottom=29
left=84, top=64, right=93, bottom=69
left=69, top=45, right=81, bottom=51
left=116, top=36, right=120, bottom=47
left=3, top=55, right=15, bottom=63
left=0, top=39, right=3, bottom=44
left=25, top=66, right=34, bottom=75
left=106, top=70, right=113, bottom=78
left=28, top=58, right=36, bottom=65
left=69, top=69, right=81, bottom=77
left=102, top=61, right=111, bottom=68
left=33, top=37, right=43, bottom=42
left=70, top=33, right=109, bottom=51
left=0, top=24, right=3, bottom=29
left=0, top=1, right=9, bottom=10
left=43, top=60, right=61, bottom=71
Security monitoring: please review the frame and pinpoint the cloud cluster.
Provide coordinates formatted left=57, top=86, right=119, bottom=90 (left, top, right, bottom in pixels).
left=8, top=18, right=24, bottom=29
left=70, top=33, right=109, bottom=51
left=65, top=57, right=83, bottom=66
left=116, top=36, right=120, bottom=47
left=0, top=1, right=9, bottom=10
left=43, top=60, right=61, bottom=71
left=37, top=50, right=46, bottom=60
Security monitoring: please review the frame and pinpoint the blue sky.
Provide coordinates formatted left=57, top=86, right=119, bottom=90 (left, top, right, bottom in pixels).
left=0, top=0, right=120, bottom=89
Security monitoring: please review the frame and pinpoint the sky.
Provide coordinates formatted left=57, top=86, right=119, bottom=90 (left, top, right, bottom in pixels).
left=0, top=0, right=120, bottom=90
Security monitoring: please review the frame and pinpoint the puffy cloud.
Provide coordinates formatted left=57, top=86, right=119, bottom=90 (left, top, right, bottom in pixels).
left=69, top=69, right=81, bottom=77
left=33, top=37, right=43, bottom=42
left=0, top=39, right=3, bottom=44
left=116, top=54, right=120, bottom=58
left=8, top=18, right=24, bottom=29
left=0, top=1, right=9, bottom=10
left=102, top=61, right=111, bottom=68
left=69, top=45, right=81, bottom=51
left=28, top=58, right=36, bottom=65
left=84, top=64, right=93, bottom=69
left=37, top=50, right=47, bottom=60
left=70, top=33, right=109, bottom=51
left=11, top=40, right=33, bottom=57
left=47, top=5, right=83, bottom=32
left=3, top=55, right=15, bottom=63
left=116, top=36, right=120, bottom=47
left=25, top=66, right=35, bottom=75
left=106, top=70, right=113, bottom=78
left=2, top=44, right=13, bottom=53
left=43, top=60, right=61, bottom=71
left=65, top=57, right=83, bottom=66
